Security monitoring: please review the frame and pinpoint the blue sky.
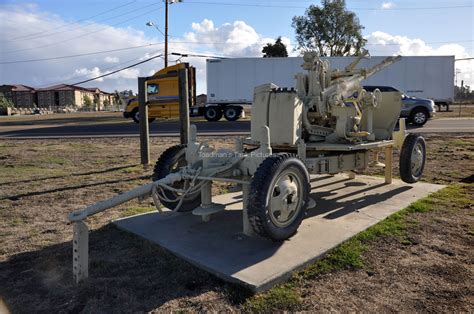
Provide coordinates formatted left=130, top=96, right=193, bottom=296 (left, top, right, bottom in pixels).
left=1, top=0, right=473, bottom=93
left=24, top=0, right=474, bottom=50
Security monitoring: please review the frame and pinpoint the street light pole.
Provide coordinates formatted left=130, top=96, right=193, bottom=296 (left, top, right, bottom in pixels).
left=164, top=0, right=169, bottom=68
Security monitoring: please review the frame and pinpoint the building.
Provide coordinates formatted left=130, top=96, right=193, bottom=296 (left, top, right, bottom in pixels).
left=36, top=84, right=113, bottom=110
left=0, top=84, right=36, bottom=108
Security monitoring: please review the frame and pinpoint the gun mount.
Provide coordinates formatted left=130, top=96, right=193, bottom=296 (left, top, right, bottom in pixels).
left=69, top=52, right=427, bottom=283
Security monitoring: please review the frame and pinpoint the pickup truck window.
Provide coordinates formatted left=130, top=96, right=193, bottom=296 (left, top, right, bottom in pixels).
left=147, top=84, right=159, bottom=94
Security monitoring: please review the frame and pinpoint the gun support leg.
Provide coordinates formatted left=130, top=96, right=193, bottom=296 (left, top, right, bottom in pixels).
left=241, top=177, right=255, bottom=236
left=384, top=146, right=393, bottom=184
left=73, top=221, right=89, bottom=284
left=346, top=171, right=356, bottom=179
left=201, top=181, right=212, bottom=222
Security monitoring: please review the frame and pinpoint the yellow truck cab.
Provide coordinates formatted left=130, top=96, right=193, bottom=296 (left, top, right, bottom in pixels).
left=123, top=63, right=196, bottom=123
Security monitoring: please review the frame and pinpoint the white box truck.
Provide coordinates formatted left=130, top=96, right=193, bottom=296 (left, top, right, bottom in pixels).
left=204, top=56, right=454, bottom=121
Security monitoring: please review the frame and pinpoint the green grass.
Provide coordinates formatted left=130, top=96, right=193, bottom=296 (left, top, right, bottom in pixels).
left=242, top=284, right=302, bottom=312
left=242, top=184, right=472, bottom=311
left=121, top=206, right=156, bottom=217
left=41, top=156, right=70, bottom=165
left=0, top=165, right=66, bottom=182
left=120, top=165, right=143, bottom=174
left=450, top=139, right=471, bottom=147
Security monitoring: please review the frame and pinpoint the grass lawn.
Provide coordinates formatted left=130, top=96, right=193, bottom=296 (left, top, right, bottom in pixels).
left=0, top=135, right=472, bottom=312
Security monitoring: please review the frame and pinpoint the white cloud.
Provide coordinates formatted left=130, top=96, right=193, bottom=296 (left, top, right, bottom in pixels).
left=104, top=56, right=120, bottom=64
left=183, top=19, right=294, bottom=58
left=0, top=6, right=294, bottom=95
left=366, top=31, right=473, bottom=86
left=0, top=5, right=164, bottom=92
left=381, top=2, right=395, bottom=9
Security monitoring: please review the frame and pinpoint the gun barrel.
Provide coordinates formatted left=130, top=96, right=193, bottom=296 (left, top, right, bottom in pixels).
left=365, top=55, right=402, bottom=78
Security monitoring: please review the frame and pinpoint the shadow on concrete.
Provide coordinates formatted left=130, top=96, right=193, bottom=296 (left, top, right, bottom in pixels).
left=308, top=182, right=413, bottom=219
left=0, top=164, right=139, bottom=187
left=114, top=208, right=284, bottom=282
left=0, top=224, right=252, bottom=313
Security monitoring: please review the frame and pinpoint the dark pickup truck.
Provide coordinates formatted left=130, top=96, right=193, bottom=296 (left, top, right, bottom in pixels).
left=363, top=86, right=436, bottom=126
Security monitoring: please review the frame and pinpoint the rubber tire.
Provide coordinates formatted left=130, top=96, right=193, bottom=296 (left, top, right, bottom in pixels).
left=204, top=107, right=223, bottom=122
left=131, top=109, right=155, bottom=124
left=410, top=107, right=429, bottom=126
left=248, top=153, right=310, bottom=241
left=223, top=106, right=242, bottom=121
left=151, top=145, right=201, bottom=212
left=399, top=134, right=426, bottom=183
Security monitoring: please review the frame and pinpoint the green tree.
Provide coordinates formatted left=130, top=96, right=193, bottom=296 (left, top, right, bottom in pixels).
left=93, top=96, right=99, bottom=111
left=292, top=0, right=366, bottom=56
left=82, top=95, right=92, bottom=110
left=262, top=36, right=289, bottom=57
left=113, top=91, right=122, bottom=110
left=0, top=97, right=15, bottom=110
left=103, top=98, right=111, bottom=110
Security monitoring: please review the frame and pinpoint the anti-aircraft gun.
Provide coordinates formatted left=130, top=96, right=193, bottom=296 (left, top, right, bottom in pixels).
left=69, top=51, right=427, bottom=265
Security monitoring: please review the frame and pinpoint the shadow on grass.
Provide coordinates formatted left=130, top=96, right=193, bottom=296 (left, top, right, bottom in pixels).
left=0, top=164, right=139, bottom=187
left=0, top=224, right=252, bottom=313
left=0, top=175, right=150, bottom=201
left=0, top=115, right=122, bottom=127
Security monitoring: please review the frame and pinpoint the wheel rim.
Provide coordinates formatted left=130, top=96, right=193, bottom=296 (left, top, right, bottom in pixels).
left=226, top=108, right=237, bottom=119
left=134, top=111, right=139, bottom=121
left=207, top=108, right=217, bottom=119
left=169, top=154, right=200, bottom=199
left=411, top=142, right=424, bottom=176
left=413, top=112, right=426, bottom=124
left=267, top=169, right=302, bottom=228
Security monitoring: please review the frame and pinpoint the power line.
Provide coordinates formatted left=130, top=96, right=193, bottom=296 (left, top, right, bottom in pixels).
left=185, top=1, right=473, bottom=10
left=2, top=38, right=473, bottom=64
left=38, top=52, right=162, bottom=88
left=6, top=1, right=138, bottom=42
left=0, top=43, right=164, bottom=65
left=71, top=54, right=162, bottom=86
left=456, top=57, right=474, bottom=61
left=2, top=5, right=164, bottom=55
left=3, top=2, right=161, bottom=43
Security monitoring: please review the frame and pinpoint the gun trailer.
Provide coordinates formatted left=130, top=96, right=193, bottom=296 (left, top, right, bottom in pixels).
left=70, top=52, right=427, bottom=283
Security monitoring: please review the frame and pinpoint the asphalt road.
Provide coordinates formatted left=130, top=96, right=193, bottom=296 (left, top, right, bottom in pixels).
left=0, top=118, right=472, bottom=138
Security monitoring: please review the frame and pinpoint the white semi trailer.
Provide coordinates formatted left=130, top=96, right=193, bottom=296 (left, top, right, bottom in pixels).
left=205, top=56, right=454, bottom=121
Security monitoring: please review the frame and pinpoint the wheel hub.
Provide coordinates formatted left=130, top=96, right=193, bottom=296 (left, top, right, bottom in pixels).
left=226, top=109, right=236, bottom=118
left=414, top=112, right=426, bottom=124
left=207, top=109, right=216, bottom=118
left=411, top=142, right=424, bottom=175
left=269, top=171, right=301, bottom=227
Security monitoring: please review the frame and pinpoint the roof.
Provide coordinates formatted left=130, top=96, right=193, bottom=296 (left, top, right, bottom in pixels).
left=0, top=84, right=35, bottom=92
left=36, top=84, right=112, bottom=94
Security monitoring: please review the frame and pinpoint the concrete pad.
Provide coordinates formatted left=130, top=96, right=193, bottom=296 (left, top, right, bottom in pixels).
left=113, top=174, right=444, bottom=292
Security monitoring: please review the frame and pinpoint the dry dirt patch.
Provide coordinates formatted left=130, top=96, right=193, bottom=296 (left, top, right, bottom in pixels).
left=0, top=134, right=472, bottom=312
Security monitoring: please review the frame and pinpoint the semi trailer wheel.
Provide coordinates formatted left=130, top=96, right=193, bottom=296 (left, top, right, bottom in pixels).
left=151, top=145, right=201, bottom=212
left=131, top=108, right=156, bottom=124
left=204, top=107, right=222, bottom=121
left=223, top=106, right=242, bottom=121
left=399, top=134, right=426, bottom=183
left=248, top=153, right=310, bottom=241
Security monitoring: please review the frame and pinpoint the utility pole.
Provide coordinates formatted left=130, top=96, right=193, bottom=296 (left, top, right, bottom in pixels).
left=138, top=77, right=150, bottom=165
left=164, top=0, right=169, bottom=68
left=178, top=66, right=190, bottom=144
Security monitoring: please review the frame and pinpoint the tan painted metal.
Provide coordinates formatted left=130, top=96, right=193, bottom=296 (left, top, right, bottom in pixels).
left=68, top=53, right=410, bottom=283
